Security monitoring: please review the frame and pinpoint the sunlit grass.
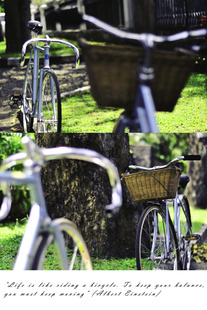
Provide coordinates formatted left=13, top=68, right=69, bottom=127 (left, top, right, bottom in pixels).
left=0, top=205, right=205, bottom=270
left=61, top=73, right=207, bottom=133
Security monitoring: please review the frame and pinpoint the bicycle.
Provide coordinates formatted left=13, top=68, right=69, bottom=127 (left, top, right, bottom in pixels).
left=78, top=0, right=207, bottom=133
left=0, top=136, right=122, bottom=270
left=10, top=20, right=80, bottom=133
left=122, top=155, right=201, bottom=270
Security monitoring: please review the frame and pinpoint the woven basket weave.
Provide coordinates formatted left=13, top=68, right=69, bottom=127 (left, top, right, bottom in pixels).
left=79, top=39, right=195, bottom=112
left=122, top=166, right=182, bottom=202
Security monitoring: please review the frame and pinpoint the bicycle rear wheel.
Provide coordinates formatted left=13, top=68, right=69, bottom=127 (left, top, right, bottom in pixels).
left=177, top=195, right=192, bottom=270
left=31, top=218, right=93, bottom=270
left=22, top=59, right=34, bottom=132
left=38, top=70, right=61, bottom=133
left=136, top=204, right=180, bottom=270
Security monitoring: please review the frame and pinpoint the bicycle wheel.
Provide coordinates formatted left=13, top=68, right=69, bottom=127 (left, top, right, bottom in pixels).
left=177, top=195, right=192, bottom=270
left=136, top=204, right=180, bottom=270
left=22, top=60, right=34, bottom=132
left=38, top=70, right=61, bottom=133
left=113, top=112, right=141, bottom=133
left=31, top=218, right=93, bottom=270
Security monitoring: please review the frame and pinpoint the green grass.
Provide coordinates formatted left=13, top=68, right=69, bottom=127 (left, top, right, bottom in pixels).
left=190, top=207, right=207, bottom=233
left=0, top=219, right=27, bottom=270
left=0, top=206, right=206, bottom=270
left=61, top=73, right=207, bottom=132
left=61, top=92, right=124, bottom=133
left=157, top=74, right=207, bottom=132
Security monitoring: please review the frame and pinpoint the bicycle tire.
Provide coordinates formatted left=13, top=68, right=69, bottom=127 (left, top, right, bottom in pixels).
left=177, top=195, right=192, bottom=270
left=113, top=112, right=141, bottom=133
left=135, top=204, right=181, bottom=270
left=22, top=59, right=34, bottom=132
left=38, top=70, right=61, bottom=133
left=31, top=218, right=93, bottom=270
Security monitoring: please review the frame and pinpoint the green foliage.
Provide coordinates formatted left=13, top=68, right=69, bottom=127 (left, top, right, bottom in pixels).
left=0, top=134, right=34, bottom=220
left=0, top=133, right=35, bottom=164
left=0, top=133, right=22, bottom=163
left=130, top=133, right=190, bottom=163
left=0, top=0, right=4, bottom=13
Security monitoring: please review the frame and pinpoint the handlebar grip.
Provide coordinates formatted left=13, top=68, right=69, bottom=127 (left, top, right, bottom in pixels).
left=183, top=155, right=201, bottom=161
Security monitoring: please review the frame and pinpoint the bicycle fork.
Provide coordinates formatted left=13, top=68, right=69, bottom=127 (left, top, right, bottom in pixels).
left=151, top=202, right=170, bottom=260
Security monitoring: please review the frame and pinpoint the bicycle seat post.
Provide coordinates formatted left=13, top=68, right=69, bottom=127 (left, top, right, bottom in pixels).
left=132, top=42, right=158, bottom=133
left=43, top=39, right=50, bottom=69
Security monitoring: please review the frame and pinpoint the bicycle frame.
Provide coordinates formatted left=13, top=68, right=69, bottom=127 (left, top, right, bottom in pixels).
left=134, top=84, right=158, bottom=133
left=22, top=40, right=56, bottom=129
left=0, top=170, right=49, bottom=269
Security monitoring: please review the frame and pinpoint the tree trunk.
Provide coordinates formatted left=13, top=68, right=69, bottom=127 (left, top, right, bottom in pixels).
left=185, top=134, right=207, bottom=209
left=5, top=0, right=31, bottom=53
left=35, top=133, right=142, bottom=258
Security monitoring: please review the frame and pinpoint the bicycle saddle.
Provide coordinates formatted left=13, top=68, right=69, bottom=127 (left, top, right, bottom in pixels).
left=27, top=21, right=43, bottom=34
left=179, top=174, right=190, bottom=189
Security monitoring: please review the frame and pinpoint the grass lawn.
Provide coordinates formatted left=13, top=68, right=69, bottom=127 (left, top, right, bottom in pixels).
left=0, top=206, right=206, bottom=270
left=156, top=74, right=207, bottom=132
left=61, top=73, right=207, bottom=133
left=1, top=38, right=206, bottom=133
left=61, top=93, right=124, bottom=133
left=0, top=38, right=78, bottom=58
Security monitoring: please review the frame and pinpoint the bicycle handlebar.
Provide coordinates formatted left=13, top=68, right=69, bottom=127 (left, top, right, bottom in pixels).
left=0, top=137, right=122, bottom=220
left=80, top=11, right=207, bottom=48
left=20, top=37, right=80, bottom=68
left=129, top=155, right=201, bottom=171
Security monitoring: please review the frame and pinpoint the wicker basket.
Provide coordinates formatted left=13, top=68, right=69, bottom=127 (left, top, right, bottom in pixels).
left=122, top=166, right=182, bottom=202
left=79, top=39, right=195, bottom=112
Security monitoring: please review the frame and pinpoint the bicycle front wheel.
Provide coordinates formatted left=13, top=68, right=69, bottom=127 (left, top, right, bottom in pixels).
left=38, top=70, right=61, bottom=132
left=136, top=204, right=180, bottom=270
left=22, top=60, right=34, bottom=132
left=31, top=218, right=93, bottom=270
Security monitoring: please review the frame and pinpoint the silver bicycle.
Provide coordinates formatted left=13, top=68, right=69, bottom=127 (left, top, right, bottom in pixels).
left=123, top=155, right=201, bottom=270
left=0, top=136, right=122, bottom=270
left=12, top=20, right=79, bottom=133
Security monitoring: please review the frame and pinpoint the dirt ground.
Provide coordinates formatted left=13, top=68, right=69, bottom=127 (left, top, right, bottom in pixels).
left=0, top=63, right=89, bottom=132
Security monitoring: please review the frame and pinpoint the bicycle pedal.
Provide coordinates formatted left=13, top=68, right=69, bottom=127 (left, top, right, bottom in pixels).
left=9, top=94, right=22, bottom=109
left=185, top=234, right=200, bottom=241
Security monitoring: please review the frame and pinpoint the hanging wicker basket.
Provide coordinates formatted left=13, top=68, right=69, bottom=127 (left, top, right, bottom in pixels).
left=122, top=166, right=182, bottom=202
left=79, top=38, right=195, bottom=112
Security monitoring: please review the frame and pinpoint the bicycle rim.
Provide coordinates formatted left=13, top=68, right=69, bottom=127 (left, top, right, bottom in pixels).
left=22, top=62, right=34, bottom=132
left=31, top=218, right=93, bottom=270
left=177, top=195, right=192, bottom=270
left=136, top=204, right=180, bottom=270
left=38, top=70, right=61, bottom=133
